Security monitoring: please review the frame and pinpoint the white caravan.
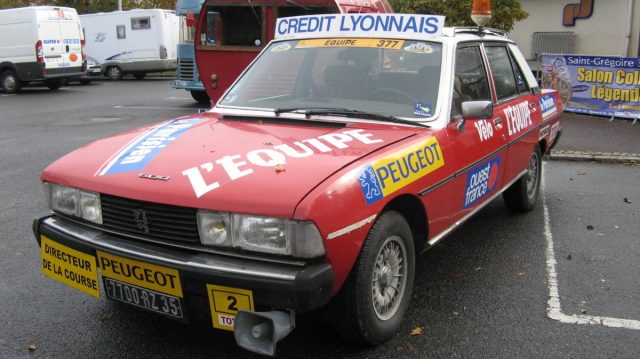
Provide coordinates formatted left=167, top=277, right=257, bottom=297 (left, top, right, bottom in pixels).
left=81, top=9, right=178, bottom=80
left=0, top=6, right=85, bottom=93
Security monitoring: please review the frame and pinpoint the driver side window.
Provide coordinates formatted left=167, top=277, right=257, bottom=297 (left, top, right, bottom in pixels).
left=452, top=45, right=491, bottom=118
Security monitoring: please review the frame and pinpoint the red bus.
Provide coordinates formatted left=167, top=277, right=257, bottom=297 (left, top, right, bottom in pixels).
left=193, top=0, right=392, bottom=105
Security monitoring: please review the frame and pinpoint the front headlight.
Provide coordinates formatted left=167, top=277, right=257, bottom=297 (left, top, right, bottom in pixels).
left=197, top=211, right=325, bottom=258
left=45, top=182, right=102, bottom=224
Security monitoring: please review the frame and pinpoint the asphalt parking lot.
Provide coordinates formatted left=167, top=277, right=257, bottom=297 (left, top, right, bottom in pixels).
left=1, top=80, right=638, bottom=358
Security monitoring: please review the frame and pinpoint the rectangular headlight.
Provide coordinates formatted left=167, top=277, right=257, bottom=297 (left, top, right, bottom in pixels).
left=196, top=210, right=325, bottom=258
left=46, top=182, right=102, bottom=224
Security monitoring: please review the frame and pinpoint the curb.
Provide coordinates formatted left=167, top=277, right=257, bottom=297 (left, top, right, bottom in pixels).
left=546, top=150, right=640, bottom=164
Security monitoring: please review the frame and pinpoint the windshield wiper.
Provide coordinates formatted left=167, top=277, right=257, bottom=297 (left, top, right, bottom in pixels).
left=274, top=107, right=430, bottom=128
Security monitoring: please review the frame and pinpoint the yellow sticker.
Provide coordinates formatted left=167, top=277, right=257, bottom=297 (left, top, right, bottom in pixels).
left=207, top=284, right=255, bottom=331
left=297, top=38, right=405, bottom=49
left=41, top=236, right=99, bottom=298
left=96, top=251, right=182, bottom=297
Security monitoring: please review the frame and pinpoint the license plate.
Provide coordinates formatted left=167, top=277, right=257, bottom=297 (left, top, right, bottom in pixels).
left=206, top=284, right=254, bottom=331
left=40, top=235, right=100, bottom=297
left=103, top=277, right=184, bottom=319
left=96, top=251, right=183, bottom=298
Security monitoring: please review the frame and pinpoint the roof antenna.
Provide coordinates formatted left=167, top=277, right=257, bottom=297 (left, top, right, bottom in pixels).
left=471, top=0, right=492, bottom=36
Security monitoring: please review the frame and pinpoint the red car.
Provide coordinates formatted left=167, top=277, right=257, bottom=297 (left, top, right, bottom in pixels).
left=34, top=12, right=562, bottom=356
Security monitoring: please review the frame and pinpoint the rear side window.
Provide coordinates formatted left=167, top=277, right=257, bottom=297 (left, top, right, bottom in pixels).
left=485, top=45, right=528, bottom=101
left=132, top=17, right=151, bottom=30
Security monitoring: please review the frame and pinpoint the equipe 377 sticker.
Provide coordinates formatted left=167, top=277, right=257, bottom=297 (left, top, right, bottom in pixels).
left=358, top=137, right=444, bottom=205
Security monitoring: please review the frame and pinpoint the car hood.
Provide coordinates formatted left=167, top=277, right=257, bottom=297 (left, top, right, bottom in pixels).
left=42, top=113, right=418, bottom=217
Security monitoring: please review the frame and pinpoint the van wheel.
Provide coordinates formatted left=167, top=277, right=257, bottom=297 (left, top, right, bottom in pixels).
left=46, top=79, right=62, bottom=90
left=190, top=90, right=210, bottom=106
left=1, top=70, right=22, bottom=94
left=133, top=73, right=146, bottom=80
left=106, top=66, right=123, bottom=80
left=331, top=210, right=415, bottom=345
left=504, top=145, right=542, bottom=212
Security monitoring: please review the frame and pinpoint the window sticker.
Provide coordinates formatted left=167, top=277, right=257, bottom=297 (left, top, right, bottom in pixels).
left=271, top=42, right=292, bottom=52
left=413, top=102, right=432, bottom=117
left=296, top=38, right=404, bottom=49
left=404, top=42, right=434, bottom=54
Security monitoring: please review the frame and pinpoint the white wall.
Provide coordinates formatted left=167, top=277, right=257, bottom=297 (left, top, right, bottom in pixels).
left=509, top=0, right=640, bottom=59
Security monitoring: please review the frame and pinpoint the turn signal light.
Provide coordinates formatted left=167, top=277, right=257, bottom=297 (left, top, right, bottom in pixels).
left=471, top=0, right=492, bottom=26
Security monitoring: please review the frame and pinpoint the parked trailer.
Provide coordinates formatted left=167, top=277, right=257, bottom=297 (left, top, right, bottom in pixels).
left=81, top=9, right=178, bottom=80
left=0, top=6, right=85, bottom=93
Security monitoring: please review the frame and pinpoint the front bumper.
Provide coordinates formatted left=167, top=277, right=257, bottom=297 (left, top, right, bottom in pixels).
left=33, top=215, right=334, bottom=314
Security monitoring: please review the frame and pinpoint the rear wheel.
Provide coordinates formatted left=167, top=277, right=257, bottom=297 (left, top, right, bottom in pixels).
left=106, top=66, right=123, bottom=80
left=504, top=145, right=542, bottom=212
left=46, top=79, right=62, bottom=90
left=1, top=70, right=22, bottom=94
left=331, top=210, right=415, bottom=345
left=190, top=90, right=210, bottom=106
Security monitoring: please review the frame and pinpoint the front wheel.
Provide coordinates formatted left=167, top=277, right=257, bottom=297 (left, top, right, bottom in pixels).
left=503, top=145, right=542, bottom=212
left=331, top=210, right=415, bottom=345
left=106, top=66, right=123, bottom=80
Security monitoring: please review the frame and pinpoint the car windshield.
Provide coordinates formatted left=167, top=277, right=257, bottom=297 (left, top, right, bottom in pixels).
left=219, top=38, right=443, bottom=120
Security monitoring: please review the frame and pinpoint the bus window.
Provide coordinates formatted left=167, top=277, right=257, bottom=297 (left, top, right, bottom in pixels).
left=203, top=6, right=263, bottom=47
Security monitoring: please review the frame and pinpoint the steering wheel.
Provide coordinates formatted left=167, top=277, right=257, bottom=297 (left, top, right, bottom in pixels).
left=368, top=88, right=418, bottom=105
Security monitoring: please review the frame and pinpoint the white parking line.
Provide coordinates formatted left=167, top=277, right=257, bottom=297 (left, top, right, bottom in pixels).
left=113, top=105, right=189, bottom=110
left=542, top=164, right=640, bottom=330
left=163, top=96, right=192, bottom=101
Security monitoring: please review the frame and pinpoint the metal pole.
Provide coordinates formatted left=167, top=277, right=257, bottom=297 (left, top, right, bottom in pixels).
left=118, top=0, right=122, bottom=11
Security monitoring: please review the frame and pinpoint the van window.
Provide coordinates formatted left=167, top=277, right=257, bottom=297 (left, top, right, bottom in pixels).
left=117, top=25, right=126, bottom=39
left=132, top=17, right=151, bottom=30
left=204, top=6, right=262, bottom=47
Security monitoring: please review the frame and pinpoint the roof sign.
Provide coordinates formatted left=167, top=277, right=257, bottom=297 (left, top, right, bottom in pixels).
left=274, top=14, right=445, bottom=40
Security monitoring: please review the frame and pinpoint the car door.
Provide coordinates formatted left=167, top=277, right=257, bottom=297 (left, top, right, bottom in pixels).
left=483, top=43, right=539, bottom=185
left=445, top=43, right=509, bottom=222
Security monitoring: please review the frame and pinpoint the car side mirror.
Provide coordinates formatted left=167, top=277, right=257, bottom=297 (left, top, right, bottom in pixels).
left=462, top=100, right=493, bottom=119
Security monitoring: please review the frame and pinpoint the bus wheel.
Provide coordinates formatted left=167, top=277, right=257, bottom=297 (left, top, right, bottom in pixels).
left=1, top=70, right=22, bottom=94
left=106, top=66, right=123, bottom=81
left=190, top=90, right=210, bottom=106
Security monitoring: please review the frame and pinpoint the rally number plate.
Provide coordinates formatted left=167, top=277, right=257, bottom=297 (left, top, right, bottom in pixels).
left=103, top=277, right=184, bottom=319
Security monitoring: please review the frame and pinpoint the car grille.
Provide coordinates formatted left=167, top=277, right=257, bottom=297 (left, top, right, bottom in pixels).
left=100, top=194, right=199, bottom=243
left=178, top=58, right=195, bottom=81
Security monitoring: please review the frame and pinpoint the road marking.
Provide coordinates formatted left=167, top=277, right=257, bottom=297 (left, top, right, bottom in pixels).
left=542, top=163, right=640, bottom=330
left=163, top=96, right=192, bottom=101
left=114, top=105, right=190, bottom=110
left=2, top=94, right=16, bottom=97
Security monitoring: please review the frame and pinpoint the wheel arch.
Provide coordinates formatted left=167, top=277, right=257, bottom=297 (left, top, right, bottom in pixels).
left=538, top=138, right=549, bottom=155
left=382, top=194, right=429, bottom=253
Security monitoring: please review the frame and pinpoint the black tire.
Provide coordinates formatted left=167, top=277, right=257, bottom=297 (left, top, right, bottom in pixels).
left=133, top=72, right=146, bottom=80
left=46, top=79, right=62, bottom=90
left=503, top=144, right=542, bottom=212
left=190, top=90, right=211, bottom=106
left=331, top=210, right=415, bottom=345
left=1, top=70, right=22, bottom=94
left=106, top=66, right=123, bottom=80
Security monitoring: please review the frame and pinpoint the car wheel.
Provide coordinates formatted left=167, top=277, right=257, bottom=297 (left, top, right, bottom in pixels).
left=1, top=70, right=22, bottom=94
left=504, top=144, right=542, bottom=212
left=46, top=79, right=62, bottom=90
left=106, top=66, right=123, bottom=80
left=190, top=90, right=211, bottom=106
left=133, top=72, right=146, bottom=80
left=331, top=210, right=415, bottom=345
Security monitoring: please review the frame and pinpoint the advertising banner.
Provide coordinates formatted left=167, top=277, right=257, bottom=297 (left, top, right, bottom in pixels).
left=541, top=54, right=640, bottom=120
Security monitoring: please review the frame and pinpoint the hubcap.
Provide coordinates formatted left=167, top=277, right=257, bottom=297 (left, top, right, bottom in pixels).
left=371, top=235, right=407, bottom=321
left=525, top=152, right=539, bottom=198
left=4, top=75, right=15, bottom=90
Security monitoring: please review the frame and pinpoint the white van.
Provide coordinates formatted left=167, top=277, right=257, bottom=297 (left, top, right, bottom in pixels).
left=81, top=9, right=178, bottom=80
left=0, top=6, right=85, bottom=93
